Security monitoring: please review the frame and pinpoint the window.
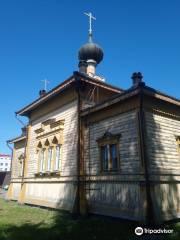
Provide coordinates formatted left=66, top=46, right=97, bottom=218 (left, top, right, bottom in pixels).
left=110, top=144, right=118, bottom=169
left=55, top=144, right=61, bottom=171
left=100, top=144, right=118, bottom=171
left=5, top=163, right=8, bottom=166
left=47, top=147, right=53, bottom=171
left=36, top=127, right=64, bottom=176
left=39, top=149, right=45, bottom=172
left=101, top=145, right=108, bottom=170
left=97, top=131, right=120, bottom=172
left=0, top=163, right=3, bottom=166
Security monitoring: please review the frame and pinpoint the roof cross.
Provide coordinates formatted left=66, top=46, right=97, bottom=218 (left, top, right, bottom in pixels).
left=84, top=12, right=96, bottom=42
left=41, top=79, right=50, bottom=91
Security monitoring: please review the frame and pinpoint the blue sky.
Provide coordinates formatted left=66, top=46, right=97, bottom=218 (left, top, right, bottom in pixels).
left=0, top=0, right=180, bottom=153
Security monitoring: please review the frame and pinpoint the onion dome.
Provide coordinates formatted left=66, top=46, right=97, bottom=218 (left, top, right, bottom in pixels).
left=78, top=42, right=104, bottom=64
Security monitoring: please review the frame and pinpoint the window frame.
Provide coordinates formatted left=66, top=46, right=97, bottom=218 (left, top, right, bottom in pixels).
left=97, top=131, right=121, bottom=173
left=54, top=144, right=62, bottom=172
left=47, top=146, right=53, bottom=172
left=39, top=148, right=46, bottom=173
left=36, top=140, right=62, bottom=176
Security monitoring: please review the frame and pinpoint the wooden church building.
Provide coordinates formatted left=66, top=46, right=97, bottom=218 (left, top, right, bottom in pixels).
left=7, top=15, right=180, bottom=224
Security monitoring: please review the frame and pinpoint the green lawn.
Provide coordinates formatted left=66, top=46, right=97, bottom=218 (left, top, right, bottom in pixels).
left=0, top=198, right=179, bottom=240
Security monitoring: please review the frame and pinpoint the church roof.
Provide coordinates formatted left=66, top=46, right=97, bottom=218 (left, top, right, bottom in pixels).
left=16, top=72, right=123, bottom=116
left=7, top=135, right=26, bottom=144
left=81, top=82, right=180, bottom=117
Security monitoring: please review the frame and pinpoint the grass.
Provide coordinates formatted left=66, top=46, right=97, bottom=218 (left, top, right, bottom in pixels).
left=0, top=198, right=180, bottom=240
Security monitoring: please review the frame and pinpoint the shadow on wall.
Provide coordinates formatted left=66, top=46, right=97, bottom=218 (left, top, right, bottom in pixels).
left=146, top=111, right=180, bottom=224
left=55, top=112, right=78, bottom=212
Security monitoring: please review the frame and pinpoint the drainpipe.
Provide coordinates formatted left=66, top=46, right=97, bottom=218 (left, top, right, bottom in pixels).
left=74, top=71, right=81, bottom=215
left=138, top=85, right=154, bottom=225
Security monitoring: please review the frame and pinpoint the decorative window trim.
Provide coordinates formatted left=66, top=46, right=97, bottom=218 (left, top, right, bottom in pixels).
left=50, top=119, right=65, bottom=129
left=97, top=131, right=121, bottom=145
left=18, top=153, right=24, bottom=177
left=41, top=118, right=55, bottom=126
left=35, top=128, right=44, bottom=134
left=34, top=118, right=64, bottom=177
left=35, top=140, right=62, bottom=177
left=37, top=141, right=43, bottom=149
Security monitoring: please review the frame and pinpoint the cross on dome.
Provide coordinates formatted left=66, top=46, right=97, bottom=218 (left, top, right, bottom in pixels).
left=84, top=12, right=96, bottom=42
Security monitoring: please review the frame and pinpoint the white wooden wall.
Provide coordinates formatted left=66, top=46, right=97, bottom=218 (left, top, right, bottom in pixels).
left=145, top=111, right=180, bottom=222
left=20, top=100, right=78, bottom=210
left=84, top=110, right=141, bottom=220
left=11, top=145, right=25, bottom=179
left=28, top=100, right=78, bottom=177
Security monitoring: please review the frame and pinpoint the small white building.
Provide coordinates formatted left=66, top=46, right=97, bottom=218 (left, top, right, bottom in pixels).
left=0, top=154, right=11, bottom=171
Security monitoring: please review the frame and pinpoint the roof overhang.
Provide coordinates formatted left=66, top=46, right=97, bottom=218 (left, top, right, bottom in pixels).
left=81, top=84, right=180, bottom=117
left=16, top=75, right=75, bottom=116
left=7, top=135, right=26, bottom=144
left=16, top=72, right=123, bottom=117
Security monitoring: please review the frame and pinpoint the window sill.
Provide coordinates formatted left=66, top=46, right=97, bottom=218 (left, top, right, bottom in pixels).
left=35, top=171, right=61, bottom=177
left=100, top=169, right=120, bottom=175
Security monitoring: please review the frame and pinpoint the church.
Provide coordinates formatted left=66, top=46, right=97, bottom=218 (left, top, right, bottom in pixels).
left=7, top=13, right=180, bottom=224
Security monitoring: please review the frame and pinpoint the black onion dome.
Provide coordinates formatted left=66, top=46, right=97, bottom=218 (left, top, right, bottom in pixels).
left=78, top=42, right=104, bottom=64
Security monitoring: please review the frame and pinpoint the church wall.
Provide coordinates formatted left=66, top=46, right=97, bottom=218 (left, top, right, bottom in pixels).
left=145, top=110, right=180, bottom=222
left=84, top=110, right=140, bottom=175
left=145, top=111, right=180, bottom=174
left=27, top=100, right=78, bottom=177
left=11, top=140, right=25, bottom=179
left=24, top=182, right=77, bottom=210
left=19, top=100, right=78, bottom=210
left=83, top=110, right=142, bottom=220
left=10, top=182, right=21, bottom=200
left=86, top=182, right=140, bottom=221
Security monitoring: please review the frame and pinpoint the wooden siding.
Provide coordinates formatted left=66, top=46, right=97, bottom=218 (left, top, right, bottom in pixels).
left=145, top=111, right=180, bottom=174
left=84, top=110, right=140, bottom=175
left=25, top=182, right=77, bottom=211
left=28, top=100, right=78, bottom=177
left=145, top=110, right=180, bottom=222
left=11, top=182, right=21, bottom=200
left=152, top=183, right=180, bottom=222
left=11, top=140, right=25, bottom=179
left=87, top=182, right=140, bottom=220
left=83, top=110, right=141, bottom=219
